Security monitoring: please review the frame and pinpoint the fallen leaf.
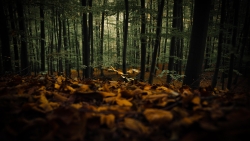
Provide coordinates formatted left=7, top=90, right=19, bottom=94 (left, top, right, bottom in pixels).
left=124, top=117, right=149, bottom=134
left=38, top=94, right=53, bottom=112
left=98, top=91, right=116, bottom=97
left=116, top=98, right=133, bottom=107
left=143, top=108, right=173, bottom=125
left=54, top=83, right=60, bottom=89
left=100, top=114, right=115, bottom=128
left=71, top=103, right=83, bottom=109
left=192, top=96, right=201, bottom=105
left=53, top=92, right=68, bottom=102
left=56, top=75, right=65, bottom=85
left=66, top=85, right=76, bottom=94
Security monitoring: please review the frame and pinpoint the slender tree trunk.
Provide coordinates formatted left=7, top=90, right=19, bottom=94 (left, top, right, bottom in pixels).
left=40, top=3, right=45, bottom=72
left=233, top=0, right=250, bottom=84
left=211, top=0, right=225, bottom=88
left=148, top=0, right=165, bottom=84
left=58, top=12, right=63, bottom=74
left=17, top=0, right=29, bottom=75
left=162, top=0, right=169, bottom=71
left=227, top=0, right=239, bottom=89
left=183, top=0, right=211, bottom=87
left=0, top=1, right=12, bottom=73
left=89, top=0, right=94, bottom=77
left=63, top=15, right=69, bottom=77
left=100, top=0, right=106, bottom=76
left=167, top=0, right=179, bottom=83
left=140, top=0, right=146, bottom=81
left=116, top=11, right=121, bottom=68
left=74, top=20, right=80, bottom=78
left=123, top=0, right=129, bottom=75
left=82, top=0, right=90, bottom=78
left=8, top=4, right=19, bottom=72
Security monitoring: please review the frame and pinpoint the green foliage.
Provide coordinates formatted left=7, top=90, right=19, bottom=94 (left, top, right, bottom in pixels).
left=158, top=70, right=185, bottom=82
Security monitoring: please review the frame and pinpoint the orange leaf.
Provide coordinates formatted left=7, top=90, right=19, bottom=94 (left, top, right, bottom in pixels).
left=143, top=108, right=173, bottom=125
left=100, top=114, right=115, bottom=128
left=116, top=98, right=133, bottom=107
left=192, top=96, right=201, bottom=105
left=124, top=118, right=149, bottom=134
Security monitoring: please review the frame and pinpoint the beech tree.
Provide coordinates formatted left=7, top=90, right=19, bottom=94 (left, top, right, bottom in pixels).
left=183, top=0, right=211, bottom=87
left=148, top=0, right=165, bottom=84
left=0, top=0, right=12, bottom=73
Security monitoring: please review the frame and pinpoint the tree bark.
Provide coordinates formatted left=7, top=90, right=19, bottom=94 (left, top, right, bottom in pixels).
left=82, top=0, right=90, bottom=78
left=148, top=0, right=165, bottom=84
left=122, top=0, right=129, bottom=74
left=17, top=0, right=29, bottom=75
left=140, top=0, right=146, bottom=81
left=211, top=0, right=225, bottom=88
left=183, top=0, right=211, bottom=87
left=0, top=0, right=12, bottom=73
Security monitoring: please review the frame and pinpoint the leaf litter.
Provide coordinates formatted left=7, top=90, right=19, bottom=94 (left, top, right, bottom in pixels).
left=0, top=75, right=250, bottom=141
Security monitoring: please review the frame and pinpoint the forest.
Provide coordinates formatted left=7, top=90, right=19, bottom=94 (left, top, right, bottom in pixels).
left=0, top=0, right=250, bottom=140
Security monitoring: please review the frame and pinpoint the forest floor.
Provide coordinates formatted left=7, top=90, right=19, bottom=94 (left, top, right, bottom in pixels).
left=0, top=69, right=250, bottom=141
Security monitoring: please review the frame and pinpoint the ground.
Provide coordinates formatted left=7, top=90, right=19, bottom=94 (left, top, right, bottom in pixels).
left=0, top=69, right=250, bottom=141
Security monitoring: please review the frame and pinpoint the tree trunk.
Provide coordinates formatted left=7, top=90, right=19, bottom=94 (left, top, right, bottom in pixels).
left=82, top=0, right=90, bottom=78
left=17, top=0, right=29, bottom=75
left=40, top=3, right=45, bottom=72
left=227, top=0, right=239, bottom=89
left=211, top=0, right=225, bottom=88
left=8, top=4, right=19, bottom=72
left=89, top=0, right=94, bottom=77
left=100, top=0, right=106, bottom=76
left=122, top=0, right=129, bottom=75
left=167, top=0, right=181, bottom=83
left=0, top=0, right=12, bottom=73
left=183, top=0, right=211, bottom=87
left=140, top=0, right=146, bottom=81
left=148, top=0, right=165, bottom=84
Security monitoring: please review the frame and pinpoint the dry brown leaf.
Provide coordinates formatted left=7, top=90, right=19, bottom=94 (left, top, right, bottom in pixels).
left=144, top=85, right=152, bottom=90
left=180, top=114, right=203, bottom=126
left=56, top=75, right=65, bottom=85
left=53, top=92, right=68, bottom=102
left=156, top=86, right=179, bottom=96
left=142, top=94, right=168, bottom=101
left=143, top=108, right=173, bottom=125
left=38, top=86, right=46, bottom=91
left=49, top=101, right=60, bottom=109
left=98, top=91, right=116, bottom=97
left=18, top=88, right=25, bottom=95
left=192, top=96, right=201, bottom=105
left=109, top=81, right=119, bottom=88
left=38, top=94, right=53, bottom=112
left=103, top=97, right=116, bottom=103
left=77, top=84, right=90, bottom=92
left=100, top=114, right=115, bottom=128
left=54, top=83, right=60, bottom=89
left=66, top=85, right=76, bottom=94
left=116, top=98, right=133, bottom=107
left=124, top=117, right=149, bottom=134
left=70, top=103, right=83, bottom=109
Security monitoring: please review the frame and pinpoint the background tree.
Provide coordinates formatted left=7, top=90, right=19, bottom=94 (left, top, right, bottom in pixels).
left=17, top=0, right=29, bottom=75
left=183, top=0, right=211, bottom=87
left=82, top=0, right=90, bottom=78
left=211, top=0, right=225, bottom=89
left=0, top=0, right=12, bottom=73
left=167, top=0, right=182, bottom=83
left=227, top=0, right=239, bottom=89
left=122, top=0, right=129, bottom=75
left=140, top=0, right=146, bottom=81
left=40, top=2, right=45, bottom=72
left=148, top=0, right=165, bottom=84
